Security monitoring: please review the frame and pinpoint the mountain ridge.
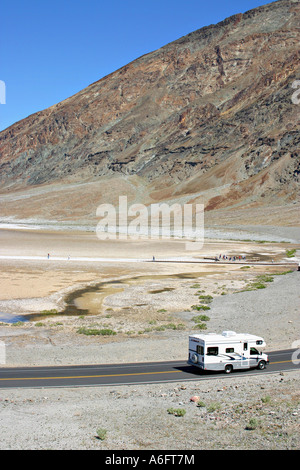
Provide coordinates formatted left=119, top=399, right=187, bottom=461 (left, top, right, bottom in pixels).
left=0, top=0, right=299, bottom=227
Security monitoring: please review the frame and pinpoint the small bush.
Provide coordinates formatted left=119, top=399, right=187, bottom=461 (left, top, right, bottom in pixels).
left=77, top=327, right=116, bottom=336
left=261, top=395, right=271, bottom=404
left=154, top=325, right=165, bottom=331
left=249, top=282, right=266, bottom=290
left=96, top=428, right=107, bottom=440
left=165, top=323, right=185, bottom=330
left=198, top=295, right=213, bottom=304
left=192, top=314, right=210, bottom=323
left=196, top=400, right=206, bottom=408
left=167, top=408, right=186, bottom=417
left=257, top=275, right=273, bottom=283
left=286, top=249, right=296, bottom=258
left=207, top=402, right=221, bottom=413
left=191, top=305, right=211, bottom=311
left=246, top=418, right=259, bottom=430
left=193, top=322, right=207, bottom=330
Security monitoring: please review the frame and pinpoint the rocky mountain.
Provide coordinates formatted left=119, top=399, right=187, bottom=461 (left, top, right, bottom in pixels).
left=0, top=0, right=299, bottom=227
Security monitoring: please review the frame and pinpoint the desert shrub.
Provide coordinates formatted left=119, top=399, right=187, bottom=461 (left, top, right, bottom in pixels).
left=196, top=400, right=206, bottom=408
left=12, top=321, right=24, bottom=327
left=192, top=314, right=210, bottom=323
left=257, top=275, right=273, bottom=283
left=198, top=295, right=213, bottom=304
left=165, top=323, right=185, bottom=330
left=77, top=327, right=116, bottom=336
left=191, top=305, right=211, bottom=311
left=286, top=249, right=296, bottom=258
left=167, top=408, right=186, bottom=417
left=207, top=402, right=221, bottom=413
left=96, top=428, right=107, bottom=440
left=261, top=395, right=271, bottom=404
left=193, top=322, right=207, bottom=330
left=245, top=418, right=259, bottom=430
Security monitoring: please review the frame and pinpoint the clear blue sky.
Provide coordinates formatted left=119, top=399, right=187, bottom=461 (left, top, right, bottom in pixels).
left=0, top=0, right=274, bottom=131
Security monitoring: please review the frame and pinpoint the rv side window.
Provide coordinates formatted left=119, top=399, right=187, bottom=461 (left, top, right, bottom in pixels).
left=243, top=342, right=248, bottom=351
left=226, top=347, right=234, bottom=353
left=207, top=347, right=218, bottom=356
left=196, top=345, right=204, bottom=355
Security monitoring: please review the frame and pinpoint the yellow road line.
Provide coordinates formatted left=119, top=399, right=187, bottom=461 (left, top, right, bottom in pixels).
left=0, top=369, right=180, bottom=382
left=270, top=360, right=293, bottom=365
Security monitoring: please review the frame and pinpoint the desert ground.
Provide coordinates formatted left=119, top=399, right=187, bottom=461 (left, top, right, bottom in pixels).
left=0, top=225, right=299, bottom=450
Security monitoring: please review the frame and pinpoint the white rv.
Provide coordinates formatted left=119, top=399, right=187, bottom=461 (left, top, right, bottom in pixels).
left=188, top=331, right=269, bottom=374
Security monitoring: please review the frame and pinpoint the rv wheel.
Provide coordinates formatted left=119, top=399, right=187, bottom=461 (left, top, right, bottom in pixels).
left=224, top=364, right=233, bottom=374
left=191, top=353, right=198, bottom=364
left=257, top=360, right=266, bottom=370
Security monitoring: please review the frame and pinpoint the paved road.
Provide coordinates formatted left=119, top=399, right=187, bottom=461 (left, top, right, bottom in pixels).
left=0, top=349, right=298, bottom=389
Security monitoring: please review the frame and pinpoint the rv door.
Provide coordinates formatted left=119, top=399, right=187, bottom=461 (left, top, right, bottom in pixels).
left=240, top=342, right=250, bottom=369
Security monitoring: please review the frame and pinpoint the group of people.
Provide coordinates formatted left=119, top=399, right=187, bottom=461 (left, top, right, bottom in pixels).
left=218, top=254, right=246, bottom=262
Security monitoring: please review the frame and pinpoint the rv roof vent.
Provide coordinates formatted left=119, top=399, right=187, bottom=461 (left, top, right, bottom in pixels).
left=222, top=331, right=236, bottom=337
